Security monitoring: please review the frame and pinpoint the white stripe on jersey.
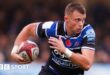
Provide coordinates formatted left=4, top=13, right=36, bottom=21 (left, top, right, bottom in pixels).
left=45, top=29, right=48, bottom=37
left=55, top=22, right=58, bottom=36
left=42, top=21, right=54, bottom=29
left=81, top=46, right=95, bottom=50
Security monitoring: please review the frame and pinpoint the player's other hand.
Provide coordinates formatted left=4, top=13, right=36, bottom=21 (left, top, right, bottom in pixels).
left=11, top=53, right=30, bottom=64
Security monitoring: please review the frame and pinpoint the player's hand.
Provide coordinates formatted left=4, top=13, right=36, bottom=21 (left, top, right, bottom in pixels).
left=48, top=36, right=66, bottom=53
left=11, top=53, right=30, bottom=64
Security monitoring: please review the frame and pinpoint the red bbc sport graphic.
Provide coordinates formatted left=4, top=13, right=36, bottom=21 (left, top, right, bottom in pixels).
left=65, top=39, right=72, bottom=47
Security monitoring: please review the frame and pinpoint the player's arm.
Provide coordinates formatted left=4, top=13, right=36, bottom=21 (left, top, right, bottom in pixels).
left=49, top=29, right=95, bottom=70
left=49, top=36, right=95, bottom=70
left=66, top=31, right=95, bottom=70
left=68, top=48, right=95, bottom=70
left=11, top=23, right=38, bottom=63
left=68, top=29, right=96, bottom=70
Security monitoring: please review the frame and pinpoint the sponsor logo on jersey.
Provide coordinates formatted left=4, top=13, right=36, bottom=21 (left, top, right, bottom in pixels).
left=52, top=51, right=79, bottom=69
left=74, top=41, right=79, bottom=47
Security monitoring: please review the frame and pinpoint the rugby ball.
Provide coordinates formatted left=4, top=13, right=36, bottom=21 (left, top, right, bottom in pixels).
left=18, top=40, right=39, bottom=62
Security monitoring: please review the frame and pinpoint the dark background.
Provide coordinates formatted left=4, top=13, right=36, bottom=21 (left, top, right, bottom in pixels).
left=0, top=0, right=110, bottom=65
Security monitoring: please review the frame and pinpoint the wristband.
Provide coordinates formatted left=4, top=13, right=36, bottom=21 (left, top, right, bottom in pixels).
left=64, top=48, right=73, bottom=58
left=11, top=45, right=19, bottom=54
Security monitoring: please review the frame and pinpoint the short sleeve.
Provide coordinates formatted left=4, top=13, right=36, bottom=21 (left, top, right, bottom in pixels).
left=36, top=21, right=55, bottom=38
left=81, top=28, right=96, bottom=50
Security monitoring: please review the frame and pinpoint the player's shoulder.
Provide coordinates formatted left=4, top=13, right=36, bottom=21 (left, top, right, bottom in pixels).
left=36, top=21, right=61, bottom=37
left=82, top=24, right=95, bottom=32
left=28, top=20, right=63, bottom=27
left=81, top=24, right=95, bottom=37
left=37, top=21, right=59, bottom=29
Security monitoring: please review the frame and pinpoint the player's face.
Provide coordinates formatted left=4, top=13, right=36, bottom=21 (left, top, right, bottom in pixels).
left=65, top=10, right=86, bottom=34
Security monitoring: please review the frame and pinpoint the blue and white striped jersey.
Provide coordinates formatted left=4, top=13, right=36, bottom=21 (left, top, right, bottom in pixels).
left=36, top=21, right=95, bottom=75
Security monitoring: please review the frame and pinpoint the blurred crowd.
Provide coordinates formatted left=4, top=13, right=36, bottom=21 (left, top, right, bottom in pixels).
left=0, top=0, right=110, bottom=64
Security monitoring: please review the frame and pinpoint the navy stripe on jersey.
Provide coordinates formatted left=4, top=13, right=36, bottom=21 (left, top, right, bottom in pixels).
left=37, top=22, right=47, bottom=38
left=57, top=21, right=65, bottom=36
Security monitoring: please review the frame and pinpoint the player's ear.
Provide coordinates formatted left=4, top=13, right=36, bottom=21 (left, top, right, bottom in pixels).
left=64, top=15, right=69, bottom=22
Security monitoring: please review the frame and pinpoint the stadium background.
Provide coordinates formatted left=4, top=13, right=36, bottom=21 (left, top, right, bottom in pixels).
left=0, top=0, right=110, bottom=75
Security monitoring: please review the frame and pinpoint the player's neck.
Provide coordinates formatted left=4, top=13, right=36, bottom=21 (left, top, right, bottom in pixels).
left=65, top=24, right=75, bottom=36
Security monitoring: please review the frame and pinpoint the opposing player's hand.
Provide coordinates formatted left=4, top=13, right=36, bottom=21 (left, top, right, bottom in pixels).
left=11, top=53, right=30, bottom=64
left=48, top=36, right=66, bottom=53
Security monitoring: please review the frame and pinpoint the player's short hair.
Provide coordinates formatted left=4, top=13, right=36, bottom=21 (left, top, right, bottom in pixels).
left=65, top=2, right=86, bottom=15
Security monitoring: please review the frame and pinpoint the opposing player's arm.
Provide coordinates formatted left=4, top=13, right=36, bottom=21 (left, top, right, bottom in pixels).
left=11, top=23, right=39, bottom=63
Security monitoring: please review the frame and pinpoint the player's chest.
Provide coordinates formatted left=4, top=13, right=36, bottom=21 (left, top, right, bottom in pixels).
left=61, top=36, right=83, bottom=50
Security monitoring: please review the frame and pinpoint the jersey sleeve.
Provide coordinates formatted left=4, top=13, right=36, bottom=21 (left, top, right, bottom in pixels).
left=81, top=28, right=96, bottom=50
left=36, top=21, right=56, bottom=38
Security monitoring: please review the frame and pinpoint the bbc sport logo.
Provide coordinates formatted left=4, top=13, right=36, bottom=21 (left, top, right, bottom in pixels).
left=0, top=64, right=29, bottom=70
